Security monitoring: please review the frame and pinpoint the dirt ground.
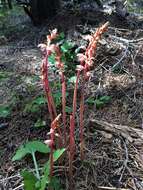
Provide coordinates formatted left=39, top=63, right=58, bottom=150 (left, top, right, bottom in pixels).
left=0, top=2, right=143, bottom=190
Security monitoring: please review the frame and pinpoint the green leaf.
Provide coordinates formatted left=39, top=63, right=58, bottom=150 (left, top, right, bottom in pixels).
left=99, top=96, right=111, bottom=103
left=58, top=32, right=65, bottom=40
left=21, top=170, right=38, bottom=190
left=65, top=106, right=72, bottom=114
left=25, top=141, right=50, bottom=154
left=33, top=97, right=47, bottom=105
left=95, top=100, right=104, bottom=109
left=31, top=104, right=40, bottom=113
left=24, top=96, right=46, bottom=113
left=53, top=92, right=62, bottom=107
left=24, top=103, right=40, bottom=113
left=12, top=145, right=28, bottom=161
left=49, top=177, right=63, bottom=190
left=34, top=119, right=46, bottom=128
left=48, top=54, right=56, bottom=65
left=68, top=76, right=77, bottom=84
left=86, top=97, right=95, bottom=105
left=56, top=32, right=65, bottom=41
left=0, top=105, right=11, bottom=118
left=0, top=71, right=11, bottom=81
left=12, top=141, right=50, bottom=161
left=61, top=42, right=74, bottom=53
left=40, top=174, right=49, bottom=190
left=40, top=149, right=65, bottom=190
left=40, top=164, right=50, bottom=190
left=53, top=148, right=65, bottom=162
left=87, top=96, right=112, bottom=108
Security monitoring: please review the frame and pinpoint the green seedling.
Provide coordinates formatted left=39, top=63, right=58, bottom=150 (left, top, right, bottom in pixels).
left=34, top=119, right=46, bottom=128
left=41, top=148, right=65, bottom=190
left=48, top=39, right=77, bottom=78
left=87, top=96, right=112, bottom=108
left=65, top=106, right=72, bottom=114
left=68, top=76, right=77, bottom=84
left=53, top=91, right=69, bottom=108
left=0, top=71, right=12, bottom=81
left=12, top=141, right=65, bottom=190
left=0, top=105, right=11, bottom=118
left=24, top=96, right=47, bottom=113
left=12, top=141, right=50, bottom=180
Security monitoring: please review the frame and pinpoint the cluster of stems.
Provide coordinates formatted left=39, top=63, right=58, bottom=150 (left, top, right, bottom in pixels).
left=70, top=22, right=109, bottom=174
left=39, top=22, right=109, bottom=183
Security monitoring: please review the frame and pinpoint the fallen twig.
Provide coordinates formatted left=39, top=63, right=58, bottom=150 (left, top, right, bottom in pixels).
left=109, top=35, right=143, bottom=44
left=89, top=119, right=143, bottom=145
left=98, top=186, right=130, bottom=190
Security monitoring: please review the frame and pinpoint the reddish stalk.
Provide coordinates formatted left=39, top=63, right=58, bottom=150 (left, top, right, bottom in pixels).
left=69, top=114, right=75, bottom=184
left=79, top=72, right=85, bottom=160
left=78, top=22, right=109, bottom=160
left=39, top=29, right=59, bottom=122
left=61, top=72, right=67, bottom=145
left=53, top=45, right=67, bottom=145
left=42, top=53, right=57, bottom=121
left=48, top=114, right=61, bottom=178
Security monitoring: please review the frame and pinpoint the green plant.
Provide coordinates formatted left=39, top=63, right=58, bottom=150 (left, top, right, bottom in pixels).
left=0, top=71, right=12, bottom=81
left=12, top=141, right=65, bottom=190
left=0, top=105, right=11, bottom=118
left=24, top=96, right=47, bottom=113
left=34, top=119, right=46, bottom=128
left=48, top=36, right=76, bottom=78
left=87, top=95, right=112, bottom=108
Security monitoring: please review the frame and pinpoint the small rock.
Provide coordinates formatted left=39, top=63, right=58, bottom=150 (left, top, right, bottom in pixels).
left=0, top=36, right=7, bottom=45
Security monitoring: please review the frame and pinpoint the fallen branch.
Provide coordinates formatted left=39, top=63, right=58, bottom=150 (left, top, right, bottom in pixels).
left=89, top=119, right=143, bottom=145
left=109, top=35, right=143, bottom=44
left=98, top=186, right=130, bottom=190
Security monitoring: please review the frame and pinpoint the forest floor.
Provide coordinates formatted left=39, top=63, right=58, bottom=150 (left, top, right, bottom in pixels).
left=0, top=2, right=143, bottom=190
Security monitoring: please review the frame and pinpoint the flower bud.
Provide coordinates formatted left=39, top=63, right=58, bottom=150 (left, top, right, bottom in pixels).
left=76, top=65, right=85, bottom=71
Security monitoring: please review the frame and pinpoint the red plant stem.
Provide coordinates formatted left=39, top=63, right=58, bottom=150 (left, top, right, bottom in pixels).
left=79, top=72, right=85, bottom=160
left=61, top=72, right=67, bottom=145
left=42, top=57, right=53, bottom=121
left=69, top=70, right=80, bottom=161
left=43, top=53, right=57, bottom=121
left=68, top=70, right=81, bottom=185
left=50, top=130, right=54, bottom=178
left=72, top=71, right=80, bottom=124
left=49, top=114, right=61, bottom=178
left=69, top=114, right=75, bottom=183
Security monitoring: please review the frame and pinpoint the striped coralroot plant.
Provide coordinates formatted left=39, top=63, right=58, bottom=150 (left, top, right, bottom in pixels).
left=71, top=22, right=109, bottom=163
left=39, top=23, right=109, bottom=183
left=45, top=114, right=62, bottom=178
left=52, top=45, right=67, bottom=145
left=38, top=29, right=58, bottom=122
left=39, top=29, right=67, bottom=145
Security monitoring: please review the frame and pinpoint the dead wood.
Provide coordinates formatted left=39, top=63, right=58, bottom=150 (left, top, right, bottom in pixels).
left=98, top=186, right=130, bottom=190
left=89, top=119, right=143, bottom=145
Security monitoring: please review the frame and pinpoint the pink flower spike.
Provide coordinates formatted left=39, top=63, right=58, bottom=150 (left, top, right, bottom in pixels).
left=50, top=28, right=58, bottom=38
left=44, top=139, right=53, bottom=147
left=76, top=65, right=85, bottom=71
left=77, top=53, right=86, bottom=63
left=82, top=34, right=93, bottom=41
left=38, top=44, right=47, bottom=52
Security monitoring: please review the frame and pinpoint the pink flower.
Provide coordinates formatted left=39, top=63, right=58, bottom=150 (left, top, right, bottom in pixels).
left=38, top=44, right=47, bottom=52
left=44, top=139, right=53, bottom=147
left=77, top=53, right=86, bottom=63
left=76, top=65, right=85, bottom=71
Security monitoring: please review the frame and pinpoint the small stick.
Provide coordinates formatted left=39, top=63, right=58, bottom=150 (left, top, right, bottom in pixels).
left=98, top=186, right=130, bottom=190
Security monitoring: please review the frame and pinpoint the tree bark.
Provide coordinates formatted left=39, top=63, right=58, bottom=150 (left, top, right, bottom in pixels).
left=29, top=0, right=60, bottom=25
